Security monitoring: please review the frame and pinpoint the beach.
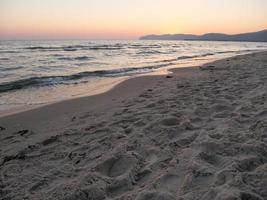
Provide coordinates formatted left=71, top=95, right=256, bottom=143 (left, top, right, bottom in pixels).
left=1, top=40, right=266, bottom=115
left=0, top=51, right=267, bottom=199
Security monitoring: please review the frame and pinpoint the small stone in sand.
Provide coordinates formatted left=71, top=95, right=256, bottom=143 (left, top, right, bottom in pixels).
left=200, top=65, right=216, bottom=71
left=166, top=75, right=173, bottom=78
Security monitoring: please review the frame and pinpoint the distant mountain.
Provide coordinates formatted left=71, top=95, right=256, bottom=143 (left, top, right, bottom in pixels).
left=140, top=29, right=267, bottom=42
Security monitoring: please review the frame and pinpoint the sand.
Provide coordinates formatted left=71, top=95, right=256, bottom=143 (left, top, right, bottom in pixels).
left=0, top=52, right=267, bottom=200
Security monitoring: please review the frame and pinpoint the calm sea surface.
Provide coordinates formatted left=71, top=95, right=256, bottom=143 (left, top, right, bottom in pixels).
left=1, top=40, right=267, bottom=114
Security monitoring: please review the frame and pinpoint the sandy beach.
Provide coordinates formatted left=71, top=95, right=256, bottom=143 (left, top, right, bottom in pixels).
left=0, top=51, right=267, bottom=200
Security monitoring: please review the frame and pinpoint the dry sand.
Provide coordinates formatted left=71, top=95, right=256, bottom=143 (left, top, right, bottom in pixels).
left=0, top=52, right=267, bottom=200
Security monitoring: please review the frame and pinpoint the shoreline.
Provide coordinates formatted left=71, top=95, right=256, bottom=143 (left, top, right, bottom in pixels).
left=0, top=50, right=261, bottom=118
left=0, top=76, right=128, bottom=117
left=0, top=51, right=264, bottom=128
left=0, top=51, right=267, bottom=199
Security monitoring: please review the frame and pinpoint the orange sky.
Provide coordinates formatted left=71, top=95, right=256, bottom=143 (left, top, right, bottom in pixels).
left=0, top=0, right=267, bottom=40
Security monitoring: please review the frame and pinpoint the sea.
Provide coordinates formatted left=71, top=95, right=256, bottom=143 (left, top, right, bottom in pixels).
left=1, top=40, right=267, bottom=115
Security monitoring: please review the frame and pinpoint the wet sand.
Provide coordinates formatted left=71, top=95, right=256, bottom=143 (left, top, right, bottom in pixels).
left=0, top=51, right=267, bottom=200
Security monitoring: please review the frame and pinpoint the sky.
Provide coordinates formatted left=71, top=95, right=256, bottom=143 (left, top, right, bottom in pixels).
left=0, top=0, right=267, bottom=40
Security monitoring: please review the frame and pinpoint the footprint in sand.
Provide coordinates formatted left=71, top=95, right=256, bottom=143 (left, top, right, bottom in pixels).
left=169, top=133, right=198, bottom=148
left=16, top=129, right=34, bottom=137
left=155, top=174, right=180, bottom=194
left=197, top=151, right=221, bottom=166
left=136, top=191, right=175, bottom=200
left=41, top=135, right=59, bottom=146
left=232, top=156, right=263, bottom=172
left=96, top=154, right=137, bottom=178
left=49, top=184, right=105, bottom=200
left=160, top=117, right=180, bottom=126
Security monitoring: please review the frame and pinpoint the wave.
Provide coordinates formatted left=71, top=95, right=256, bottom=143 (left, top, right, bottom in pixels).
left=0, top=66, right=23, bottom=71
left=0, top=64, right=174, bottom=93
left=181, top=53, right=215, bottom=58
left=136, top=50, right=162, bottom=55
left=63, top=48, right=77, bottom=51
left=88, top=45, right=124, bottom=50
left=57, top=56, right=93, bottom=61
left=25, top=46, right=79, bottom=51
left=155, top=50, right=255, bottom=64
left=0, top=58, right=9, bottom=61
left=24, top=44, right=124, bottom=52
left=0, top=50, right=20, bottom=54
left=216, top=50, right=236, bottom=54
left=155, top=53, right=216, bottom=63
left=159, top=49, right=259, bottom=64
left=129, top=44, right=162, bottom=49
left=25, top=46, right=58, bottom=50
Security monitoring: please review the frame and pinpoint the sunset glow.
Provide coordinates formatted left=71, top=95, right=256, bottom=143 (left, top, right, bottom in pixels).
left=0, top=0, right=267, bottom=40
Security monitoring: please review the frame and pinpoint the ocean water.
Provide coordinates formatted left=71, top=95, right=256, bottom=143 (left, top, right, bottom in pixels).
left=0, top=40, right=267, bottom=114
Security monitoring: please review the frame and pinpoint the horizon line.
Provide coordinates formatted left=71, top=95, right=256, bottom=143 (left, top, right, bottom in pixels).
left=1, top=28, right=266, bottom=41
